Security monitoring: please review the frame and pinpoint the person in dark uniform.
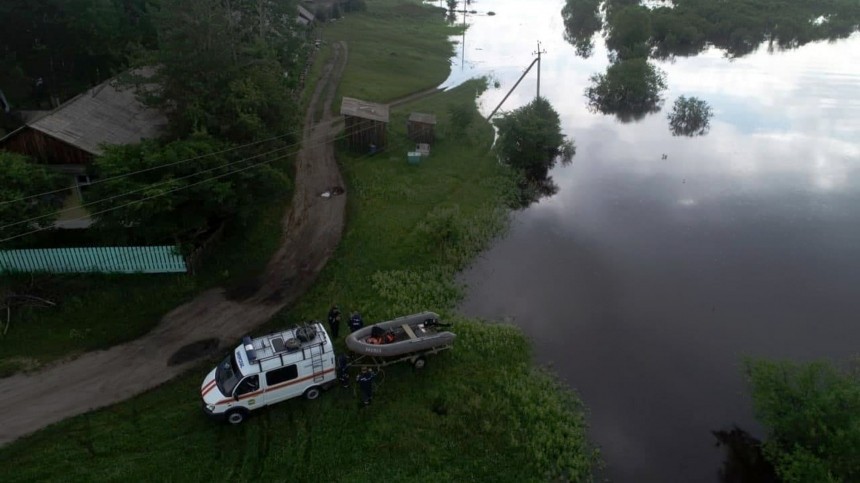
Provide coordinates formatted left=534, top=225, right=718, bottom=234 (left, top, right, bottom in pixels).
left=337, top=354, right=350, bottom=388
left=348, top=311, right=364, bottom=333
left=356, top=366, right=376, bottom=406
left=327, top=305, right=341, bottom=339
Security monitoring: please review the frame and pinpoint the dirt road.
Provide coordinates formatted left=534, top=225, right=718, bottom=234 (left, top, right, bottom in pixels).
left=0, top=42, right=350, bottom=446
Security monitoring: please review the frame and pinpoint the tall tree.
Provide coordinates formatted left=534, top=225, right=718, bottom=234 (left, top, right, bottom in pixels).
left=147, top=0, right=301, bottom=143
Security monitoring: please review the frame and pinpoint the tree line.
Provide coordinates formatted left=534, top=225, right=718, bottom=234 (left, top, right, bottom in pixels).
left=565, top=0, right=860, bottom=123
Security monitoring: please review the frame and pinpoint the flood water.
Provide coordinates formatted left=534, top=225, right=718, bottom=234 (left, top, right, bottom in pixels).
left=442, top=1, right=860, bottom=481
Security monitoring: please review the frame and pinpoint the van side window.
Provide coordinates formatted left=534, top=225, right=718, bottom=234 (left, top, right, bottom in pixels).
left=234, top=375, right=259, bottom=396
left=266, top=365, right=298, bottom=386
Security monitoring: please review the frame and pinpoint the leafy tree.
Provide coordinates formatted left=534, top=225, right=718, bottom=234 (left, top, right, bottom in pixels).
left=561, top=0, right=603, bottom=58
left=492, top=97, right=575, bottom=182
left=0, top=152, right=67, bottom=242
left=87, top=136, right=290, bottom=246
left=667, top=96, right=713, bottom=136
left=745, top=358, right=860, bottom=483
left=145, top=0, right=300, bottom=143
left=584, top=58, right=667, bottom=122
left=0, top=0, right=157, bottom=107
left=605, top=5, right=652, bottom=59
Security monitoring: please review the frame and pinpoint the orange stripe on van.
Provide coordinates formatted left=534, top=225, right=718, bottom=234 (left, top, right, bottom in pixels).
left=214, top=368, right=335, bottom=405
left=201, top=380, right=217, bottom=396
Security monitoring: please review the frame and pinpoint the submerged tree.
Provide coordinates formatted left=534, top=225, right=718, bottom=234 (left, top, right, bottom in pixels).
left=667, top=96, right=713, bottom=136
left=562, top=0, right=603, bottom=58
left=745, top=358, right=860, bottom=483
left=585, top=58, right=667, bottom=122
left=493, top=97, right=575, bottom=206
left=605, top=4, right=652, bottom=60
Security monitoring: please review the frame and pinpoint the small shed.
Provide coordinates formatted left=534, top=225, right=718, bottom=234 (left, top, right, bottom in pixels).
left=407, top=112, right=436, bottom=144
left=341, top=97, right=389, bottom=151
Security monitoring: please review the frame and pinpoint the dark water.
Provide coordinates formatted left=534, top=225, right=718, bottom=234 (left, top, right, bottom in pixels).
left=443, top=1, right=860, bottom=481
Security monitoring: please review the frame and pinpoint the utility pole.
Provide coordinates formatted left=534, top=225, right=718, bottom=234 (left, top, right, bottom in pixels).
left=533, top=41, right=546, bottom=99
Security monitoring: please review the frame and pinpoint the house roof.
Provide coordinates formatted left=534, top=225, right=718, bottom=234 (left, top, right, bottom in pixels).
left=408, top=112, right=437, bottom=125
left=340, top=97, right=389, bottom=123
left=19, top=71, right=167, bottom=155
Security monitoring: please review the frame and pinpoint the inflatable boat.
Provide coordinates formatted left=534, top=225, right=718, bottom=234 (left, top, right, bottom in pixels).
left=346, top=311, right=455, bottom=357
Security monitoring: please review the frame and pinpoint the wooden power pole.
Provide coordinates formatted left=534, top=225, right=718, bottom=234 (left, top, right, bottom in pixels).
left=533, top=41, right=546, bottom=99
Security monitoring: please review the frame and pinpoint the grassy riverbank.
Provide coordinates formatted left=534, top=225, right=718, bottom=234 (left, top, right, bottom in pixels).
left=0, top=1, right=597, bottom=479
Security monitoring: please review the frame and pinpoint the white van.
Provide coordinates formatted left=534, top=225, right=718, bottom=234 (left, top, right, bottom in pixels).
left=201, top=322, right=336, bottom=424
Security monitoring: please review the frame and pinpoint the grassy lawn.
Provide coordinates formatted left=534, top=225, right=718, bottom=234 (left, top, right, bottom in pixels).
left=325, top=0, right=461, bottom=103
left=0, top=1, right=598, bottom=479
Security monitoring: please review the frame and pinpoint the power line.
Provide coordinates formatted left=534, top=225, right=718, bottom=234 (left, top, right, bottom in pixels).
left=0, top=120, right=385, bottom=237
left=0, top=118, right=343, bottom=206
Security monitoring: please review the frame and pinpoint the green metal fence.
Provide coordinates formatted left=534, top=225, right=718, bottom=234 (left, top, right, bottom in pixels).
left=0, top=246, right=187, bottom=274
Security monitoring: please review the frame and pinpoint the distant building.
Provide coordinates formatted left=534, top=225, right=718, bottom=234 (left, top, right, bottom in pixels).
left=0, top=70, right=167, bottom=227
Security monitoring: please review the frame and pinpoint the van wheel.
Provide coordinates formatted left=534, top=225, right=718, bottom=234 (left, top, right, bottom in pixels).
left=412, top=357, right=426, bottom=370
left=305, top=386, right=321, bottom=400
left=226, top=409, right=249, bottom=425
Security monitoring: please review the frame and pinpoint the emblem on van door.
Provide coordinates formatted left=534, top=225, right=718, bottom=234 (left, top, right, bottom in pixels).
left=249, top=399, right=256, bottom=405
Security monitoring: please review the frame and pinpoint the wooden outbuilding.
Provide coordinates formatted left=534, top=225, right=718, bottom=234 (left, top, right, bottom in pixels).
left=407, top=112, right=436, bottom=144
left=340, top=97, right=389, bottom=150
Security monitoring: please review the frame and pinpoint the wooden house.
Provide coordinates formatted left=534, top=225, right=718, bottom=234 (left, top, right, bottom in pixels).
left=407, top=112, right=436, bottom=144
left=0, top=71, right=166, bottom=227
left=340, top=97, right=389, bottom=151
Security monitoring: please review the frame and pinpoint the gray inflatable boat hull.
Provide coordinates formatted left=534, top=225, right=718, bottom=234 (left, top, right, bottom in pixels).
left=346, top=311, right=455, bottom=357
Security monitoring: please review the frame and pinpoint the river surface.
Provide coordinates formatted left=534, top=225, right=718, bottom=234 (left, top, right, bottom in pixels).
left=441, top=0, right=860, bottom=481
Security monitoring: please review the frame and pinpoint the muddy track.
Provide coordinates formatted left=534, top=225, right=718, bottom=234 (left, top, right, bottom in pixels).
left=0, top=42, right=350, bottom=446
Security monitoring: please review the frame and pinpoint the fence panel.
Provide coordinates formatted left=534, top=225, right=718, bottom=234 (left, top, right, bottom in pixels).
left=0, top=246, right=187, bottom=274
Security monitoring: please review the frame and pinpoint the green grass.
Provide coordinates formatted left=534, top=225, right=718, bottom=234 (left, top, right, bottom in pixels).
left=325, top=0, right=462, bottom=103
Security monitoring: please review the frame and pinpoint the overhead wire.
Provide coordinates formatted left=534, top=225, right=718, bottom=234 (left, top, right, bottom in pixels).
left=0, top=117, right=345, bottom=206
left=0, top=118, right=410, bottom=243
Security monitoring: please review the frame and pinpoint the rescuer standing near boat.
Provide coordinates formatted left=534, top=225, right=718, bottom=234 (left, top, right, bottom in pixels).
left=357, top=366, right=376, bottom=406
left=348, top=311, right=364, bottom=333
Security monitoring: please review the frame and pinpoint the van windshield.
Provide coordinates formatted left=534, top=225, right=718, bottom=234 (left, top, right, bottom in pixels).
left=215, top=354, right=242, bottom=396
